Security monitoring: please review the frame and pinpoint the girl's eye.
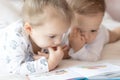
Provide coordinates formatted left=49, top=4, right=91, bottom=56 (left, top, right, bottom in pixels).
left=91, top=30, right=97, bottom=32
left=49, top=36, right=55, bottom=38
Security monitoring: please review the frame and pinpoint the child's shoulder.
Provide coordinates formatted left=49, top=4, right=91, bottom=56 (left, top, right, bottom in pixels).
left=2, top=19, right=24, bottom=39
left=5, top=19, right=23, bottom=33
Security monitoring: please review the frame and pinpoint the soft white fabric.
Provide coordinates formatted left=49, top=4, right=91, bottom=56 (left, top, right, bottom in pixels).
left=0, top=19, right=48, bottom=75
left=63, top=25, right=109, bottom=61
left=105, top=0, right=120, bottom=22
left=0, top=0, right=23, bottom=29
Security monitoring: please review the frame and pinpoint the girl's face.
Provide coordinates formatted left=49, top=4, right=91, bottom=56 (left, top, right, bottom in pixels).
left=73, top=12, right=104, bottom=44
left=30, top=18, right=69, bottom=48
left=25, top=8, right=70, bottom=49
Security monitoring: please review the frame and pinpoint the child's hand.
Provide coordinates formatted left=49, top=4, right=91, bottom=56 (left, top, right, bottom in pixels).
left=33, top=51, right=49, bottom=60
left=62, top=45, right=70, bottom=59
left=47, top=46, right=64, bottom=71
left=38, top=51, right=49, bottom=59
left=69, top=28, right=85, bottom=52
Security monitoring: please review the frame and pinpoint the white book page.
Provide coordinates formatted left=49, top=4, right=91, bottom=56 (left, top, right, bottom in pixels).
left=29, top=63, right=120, bottom=80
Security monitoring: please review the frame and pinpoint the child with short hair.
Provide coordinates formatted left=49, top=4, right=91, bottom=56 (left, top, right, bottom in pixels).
left=64, top=0, right=120, bottom=61
left=0, top=0, right=72, bottom=75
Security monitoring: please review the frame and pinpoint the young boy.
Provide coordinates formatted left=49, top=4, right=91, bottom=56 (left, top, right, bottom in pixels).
left=0, top=0, right=72, bottom=75
left=64, top=0, right=120, bottom=61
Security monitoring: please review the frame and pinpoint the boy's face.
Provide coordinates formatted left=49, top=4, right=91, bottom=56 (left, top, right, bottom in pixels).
left=26, top=8, right=70, bottom=49
left=72, top=12, right=104, bottom=44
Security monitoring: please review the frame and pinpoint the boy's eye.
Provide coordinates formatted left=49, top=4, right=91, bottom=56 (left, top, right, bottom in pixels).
left=91, top=30, right=97, bottom=32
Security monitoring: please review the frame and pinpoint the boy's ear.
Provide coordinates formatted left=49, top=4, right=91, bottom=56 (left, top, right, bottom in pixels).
left=24, top=22, right=32, bottom=34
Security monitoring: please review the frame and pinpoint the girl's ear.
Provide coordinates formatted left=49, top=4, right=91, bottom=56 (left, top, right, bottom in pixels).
left=24, top=22, right=32, bottom=34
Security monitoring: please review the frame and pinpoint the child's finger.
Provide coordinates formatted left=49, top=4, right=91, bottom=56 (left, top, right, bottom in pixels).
left=68, top=34, right=72, bottom=42
left=38, top=51, right=46, bottom=56
left=37, top=51, right=49, bottom=59
left=57, top=46, right=62, bottom=52
left=69, top=31, right=75, bottom=41
left=81, top=36, right=85, bottom=41
left=57, top=46, right=64, bottom=57
left=76, top=28, right=81, bottom=37
left=33, top=55, right=42, bottom=60
left=61, top=45, right=67, bottom=49
left=38, top=51, right=43, bottom=55
left=81, top=36, right=86, bottom=44
left=73, top=28, right=77, bottom=34
left=48, top=47, right=54, bottom=54
left=70, top=28, right=76, bottom=37
left=62, top=45, right=69, bottom=50
left=38, top=51, right=46, bottom=55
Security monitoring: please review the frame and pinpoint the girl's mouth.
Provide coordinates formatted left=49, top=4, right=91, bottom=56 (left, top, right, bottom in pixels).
left=52, top=47, right=57, bottom=50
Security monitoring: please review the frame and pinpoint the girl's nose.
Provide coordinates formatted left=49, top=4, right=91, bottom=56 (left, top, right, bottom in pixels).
left=54, top=38, right=61, bottom=45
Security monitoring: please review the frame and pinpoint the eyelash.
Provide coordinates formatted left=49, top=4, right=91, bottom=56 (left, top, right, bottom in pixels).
left=78, top=29, right=97, bottom=33
left=49, top=36, right=55, bottom=38
left=91, top=30, right=97, bottom=32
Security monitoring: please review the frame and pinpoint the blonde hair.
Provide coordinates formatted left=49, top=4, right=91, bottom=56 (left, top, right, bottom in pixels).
left=23, top=0, right=72, bottom=26
left=66, top=0, right=105, bottom=15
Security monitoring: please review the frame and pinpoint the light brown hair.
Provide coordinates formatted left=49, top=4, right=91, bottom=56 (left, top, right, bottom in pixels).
left=66, top=0, right=105, bottom=15
left=23, top=0, right=72, bottom=26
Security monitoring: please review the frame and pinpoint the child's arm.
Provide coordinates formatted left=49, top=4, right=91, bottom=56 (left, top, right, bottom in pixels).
left=62, top=28, right=85, bottom=59
left=62, top=45, right=70, bottom=59
left=6, top=52, right=49, bottom=75
left=69, top=44, right=102, bottom=61
left=3, top=34, right=48, bottom=75
left=47, top=46, right=64, bottom=70
left=109, top=27, right=120, bottom=43
left=6, top=47, right=63, bottom=75
left=33, top=46, right=64, bottom=71
left=33, top=51, right=49, bottom=60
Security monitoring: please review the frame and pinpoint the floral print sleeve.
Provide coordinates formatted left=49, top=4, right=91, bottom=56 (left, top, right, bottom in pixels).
left=0, top=20, right=49, bottom=75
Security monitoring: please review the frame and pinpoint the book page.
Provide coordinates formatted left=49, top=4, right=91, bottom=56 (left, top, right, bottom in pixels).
left=29, top=63, right=120, bottom=80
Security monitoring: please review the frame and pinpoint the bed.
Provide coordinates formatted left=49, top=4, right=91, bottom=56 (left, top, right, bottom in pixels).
left=0, top=40, right=120, bottom=80
left=0, top=0, right=120, bottom=80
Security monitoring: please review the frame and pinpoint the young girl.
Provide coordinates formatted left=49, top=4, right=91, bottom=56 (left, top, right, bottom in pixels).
left=0, top=0, right=72, bottom=75
left=64, top=0, right=120, bottom=61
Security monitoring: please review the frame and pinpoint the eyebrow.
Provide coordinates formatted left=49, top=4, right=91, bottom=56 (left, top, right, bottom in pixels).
left=48, top=33, right=57, bottom=36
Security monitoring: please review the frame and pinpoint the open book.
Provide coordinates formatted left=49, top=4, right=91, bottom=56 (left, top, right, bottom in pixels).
left=29, top=63, right=120, bottom=80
